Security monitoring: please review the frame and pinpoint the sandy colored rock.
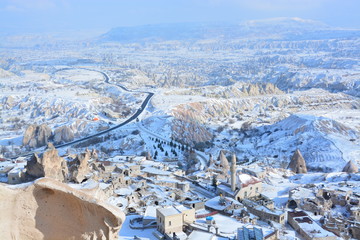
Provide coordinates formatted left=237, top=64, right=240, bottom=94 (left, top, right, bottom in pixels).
left=4, top=95, right=16, bottom=109
left=23, top=124, right=37, bottom=146
left=218, top=150, right=230, bottom=174
left=69, top=149, right=91, bottom=183
left=288, top=149, right=308, bottom=173
left=26, top=143, right=68, bottom=182
left=53, top=125, right=75, bottom=144
left=342, top=160, right=358, bottom=173
left=0, top=178, right=125, bottom=240
left=23, top=124, right=52, bottom=148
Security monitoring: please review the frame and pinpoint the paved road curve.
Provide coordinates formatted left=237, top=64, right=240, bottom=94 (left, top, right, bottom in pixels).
left=15, top=68, right=208, bottom=168
left=13, top=68, right=154, bottom=159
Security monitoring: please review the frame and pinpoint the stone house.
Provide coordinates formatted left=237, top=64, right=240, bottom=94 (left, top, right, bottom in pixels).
left=322, top=212, right=360, bottom=239
left=141, top=166, right=171, bottom=179
left=110, top=173, right=132, bottom=189
left=242, top=199, right=286, bottom=224
left=205, top=196, right=243, bottom=215
left=156, top=205, right=195, bottom=238
left=349, top=206, right=360, bottom=221
left=184, top=200, right=205, bottom=211
left=288, top=211, right=336, bottom=240
left=7, top=162, right=26, bottom=184
left=288, top=187, right=332, bottom=216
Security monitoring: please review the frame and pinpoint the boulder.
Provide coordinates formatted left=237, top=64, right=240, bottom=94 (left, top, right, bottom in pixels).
left=342, top=160, right=358, bottom=173
left=26, top=143, right=68, bottom=182
left=53, top=125, right=74, bottom=144
left=23, top=124, right=52, bottom=148
left=288, top=149, right=307, bottom=174
left=0, top=178, right=125, bottom=240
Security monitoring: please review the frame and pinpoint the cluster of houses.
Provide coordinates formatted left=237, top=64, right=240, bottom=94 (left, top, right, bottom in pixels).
left=2, top=147, right=359, bottom=240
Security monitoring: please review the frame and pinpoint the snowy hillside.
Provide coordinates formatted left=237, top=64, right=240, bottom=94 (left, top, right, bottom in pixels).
left=235, top=114, right=359, bottom=172
left=99, top=18, right=360, bottom=43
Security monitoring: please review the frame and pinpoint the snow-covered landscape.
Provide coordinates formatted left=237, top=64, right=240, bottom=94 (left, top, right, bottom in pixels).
left=0, top=4, right=360, bottom=239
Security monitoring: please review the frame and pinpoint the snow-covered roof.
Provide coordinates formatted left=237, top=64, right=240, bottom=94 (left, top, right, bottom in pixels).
left=144, top=206, right=157, bottom=219
left=237, top=173, right=261, bottom=188
left=243, top=199, right=284, bottom=216
left=288, top=211, right=336, bottom=238
left=142, top=167, right=170, bottom=176
left=205, top=196, right=242, bottom=211
left=217, top=183, right=233, bottom=195
left=290, top=187, right=316, bottom=200
left=187, top=230, right=217, bottom=240
left=114, top=188, right=132, bottom=196
left=157, top=205, right=191, bottom=216
left=241, top=164, right=265, bottom=173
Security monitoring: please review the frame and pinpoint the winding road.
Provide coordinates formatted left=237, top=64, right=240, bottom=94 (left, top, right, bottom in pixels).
left=14, top=68, right=208, bottom=168
left=14, top=68, right=153, bottom=158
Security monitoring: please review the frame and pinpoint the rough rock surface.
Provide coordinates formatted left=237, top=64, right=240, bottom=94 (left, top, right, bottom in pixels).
left=23, top=124, right=52, bottom=148
left=68, top=149, right=92, bottom=183
left=0, top=178, right=125, bottom=240
left=3, top=96, right=16, bottom=109
left=53, top=125, right=75, bottom=144
left=218, top=150, right=230, bottom=174
left=288, top=149, right=308, bottom=173
left=342, top=160, right=359, bottom=173
left=26, top=143, right=68, bottom=182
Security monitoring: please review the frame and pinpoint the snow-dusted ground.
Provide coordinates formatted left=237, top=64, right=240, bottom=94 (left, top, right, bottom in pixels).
left=0, top=67, right=145, bottom=158
left=0, top=26, right=359, bottom=239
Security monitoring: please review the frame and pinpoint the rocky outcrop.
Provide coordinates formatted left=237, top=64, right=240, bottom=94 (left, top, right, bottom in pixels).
left=68, top=149, right=92, bottom=183
left=23, top=124, right=52, bottom=148
left=0, top=178, right=125, bottom=240
left=342, top=160, right=358, bottom=173
left=26, top=143, right=68, bottom=182
left=288, top=149, right=307, bottom=174
left=53, top=125, right=74, bottom=144
left=218, top=150, right=230, bottom=174
left=3, top=96, right=16, bottom=109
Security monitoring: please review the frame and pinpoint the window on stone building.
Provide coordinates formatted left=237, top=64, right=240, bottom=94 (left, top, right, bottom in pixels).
left=169, top=221, right=171, bottom=226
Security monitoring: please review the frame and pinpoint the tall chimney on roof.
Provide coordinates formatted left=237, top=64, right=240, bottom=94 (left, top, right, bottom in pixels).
left=231, top=153, right=237, bottom=192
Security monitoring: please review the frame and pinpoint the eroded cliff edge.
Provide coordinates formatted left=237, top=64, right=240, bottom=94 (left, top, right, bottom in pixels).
left=0, top=178, right=125, bottom=240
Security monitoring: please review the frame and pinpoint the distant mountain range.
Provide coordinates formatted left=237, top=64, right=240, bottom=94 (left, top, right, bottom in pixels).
left=98, top=18, right=360, bottom=43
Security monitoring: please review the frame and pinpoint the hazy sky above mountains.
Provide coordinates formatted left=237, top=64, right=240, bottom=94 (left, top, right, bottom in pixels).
left=0, top=0, right=359, bottom=36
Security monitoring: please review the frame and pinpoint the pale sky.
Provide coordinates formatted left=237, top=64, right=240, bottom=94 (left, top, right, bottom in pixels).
left=0, top=0, right=359, bottom=35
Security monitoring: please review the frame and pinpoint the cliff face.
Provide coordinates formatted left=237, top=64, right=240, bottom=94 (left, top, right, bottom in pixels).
left=0, top=178, right=125, bottom=240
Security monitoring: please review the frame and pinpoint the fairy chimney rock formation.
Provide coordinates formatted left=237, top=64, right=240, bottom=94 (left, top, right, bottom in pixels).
left=68, top=149, right=92, bottom=183
left=23, top=123, right=52, bottom=148
left=208, top=153, right=215, bottom=167
left=26, top=143, right=68, bottom=182
left=218, top=150, right=230, bottom=174
left=342, top=160, right=358, bottom=173
left=53, top=125, right=75, bottom=144
left=288, top=149, right=307, bottom=174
